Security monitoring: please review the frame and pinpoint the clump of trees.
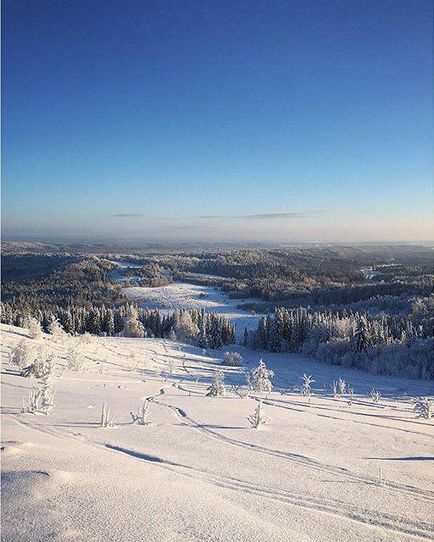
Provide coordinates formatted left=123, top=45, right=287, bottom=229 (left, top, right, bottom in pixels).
left=1, top=303, right=235, bottom=349
left=252, top=302, right=433, bottom=379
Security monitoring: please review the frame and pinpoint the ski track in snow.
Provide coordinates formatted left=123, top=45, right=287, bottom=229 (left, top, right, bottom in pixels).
left=2, top=324, right=433, bottom=542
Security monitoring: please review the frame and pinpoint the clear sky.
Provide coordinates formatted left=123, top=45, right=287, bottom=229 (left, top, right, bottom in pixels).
left=2, top=0, right=433, bottom=242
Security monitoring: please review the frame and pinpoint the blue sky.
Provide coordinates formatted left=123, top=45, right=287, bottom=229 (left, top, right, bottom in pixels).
left=2, top=0, right=433, bottom=242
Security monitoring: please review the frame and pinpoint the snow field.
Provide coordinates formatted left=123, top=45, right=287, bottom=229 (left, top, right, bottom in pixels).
left=1, top=324, right=433, bottom=542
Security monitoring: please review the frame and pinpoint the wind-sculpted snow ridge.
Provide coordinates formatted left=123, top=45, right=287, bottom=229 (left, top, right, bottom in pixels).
left=1, top=324, right=433, bottom=542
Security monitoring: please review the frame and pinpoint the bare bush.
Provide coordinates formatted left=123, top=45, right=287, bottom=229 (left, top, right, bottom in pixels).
left=369, top=388, right=382, bottom=403
left=248, top=400, right=267, bottom=429
left=130, top=399, right=151, bottom=425
left=230, top=385, right=249, bottom=399
left=100, top=402, right=116, bottom=427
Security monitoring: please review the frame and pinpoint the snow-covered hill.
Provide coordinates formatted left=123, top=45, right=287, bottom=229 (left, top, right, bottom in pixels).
left=1, top=324, right=433, bottom=542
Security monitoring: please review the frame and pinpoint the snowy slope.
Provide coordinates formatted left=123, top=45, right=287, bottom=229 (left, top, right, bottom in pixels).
left=1, top=324, right=433, bottom=542
left=122, top=281, right=263, bottom=340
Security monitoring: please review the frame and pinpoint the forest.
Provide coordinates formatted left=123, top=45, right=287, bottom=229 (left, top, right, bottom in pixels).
left=1, top=242, right=432, bottom=379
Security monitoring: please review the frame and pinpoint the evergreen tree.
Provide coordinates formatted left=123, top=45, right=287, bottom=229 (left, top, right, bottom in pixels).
left=249, top=359, right=274, bottom=392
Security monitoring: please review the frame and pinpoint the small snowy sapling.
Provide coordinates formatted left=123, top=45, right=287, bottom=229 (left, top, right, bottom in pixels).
left=249, top=359, right=274, bottom=393
left=300, top=374, right=315, bottom=400
left=248, top=400, right=267, bottom=429
left=206, top=370, right=226, bottom=397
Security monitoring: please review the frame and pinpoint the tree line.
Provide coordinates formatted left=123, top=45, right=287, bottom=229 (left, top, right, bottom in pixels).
left=1, top=302, right=235, bottom=349
left=251, top=297, right=433, bottom=380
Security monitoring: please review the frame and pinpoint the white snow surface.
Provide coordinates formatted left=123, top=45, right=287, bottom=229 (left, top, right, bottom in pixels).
left=1, top=324, right=433, bottom=542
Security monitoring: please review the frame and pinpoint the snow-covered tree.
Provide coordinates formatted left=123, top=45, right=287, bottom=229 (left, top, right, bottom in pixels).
left=48, top=318, right=66, bottom=342
left=331, top=377, right=347, bottom=397
left=243, top=327, right=249, bottom=347
left=10, top=339, right=34, bottom=369
left=352, top=316, right=372, bottom=352
left=206, top=369, right=226, bottom=397
left=123, top=306, right=145, bottom=338
left=173, top=311, right=199, bottom=342
left=21, top=378, right=55, bottom=415
left=103, top=310, right=115, bottom=336
left=27, top=316, right=43, bottom=340
left=300, top=374, right=315, bottom=398
left=249, top=359, right=274, bottom=393
left=21, top=350, right=55, bottom=414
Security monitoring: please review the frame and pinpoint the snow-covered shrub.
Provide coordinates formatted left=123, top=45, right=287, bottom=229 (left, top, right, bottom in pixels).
left=48, top=318, right=66, bottom=341
left=123, top=306, right=145, bottom=338
left=316, top=338, right=351, bottom=365
left=367, top=339, right=434, bottom=380
left=66, top=347, right=84, bottom=371
left=81, top=332, right=94, bottom=345
left=21, top=386, right=54, bottom=414
left=206, top=370, right=226, bottom=397
left=26, top=316, right=43, bottom=340
left=21, top=347, right=55, bottom=379
left=369, top=389, right=382, bottom=403
left=413, top=397, right=433, bottom=419
left=130, top=399, right=151, bottom=425
left=331, top=377, right=346, bottom=397
left=10, top=339, right=34, bottom=369
left=21, top=362, right=55, bottom=415
left=21, top=388, right=41, bottom=414
left=300, top=373, right=315, bottom=398
left=230, top=385, right=249, bottom=399
left=100, top=402, right=115, bottom=427
left=222, top=352, right=243, bottom=367
left=248, top=400, right=267, bottom=429
left=32, top=349, right=55, bottom=379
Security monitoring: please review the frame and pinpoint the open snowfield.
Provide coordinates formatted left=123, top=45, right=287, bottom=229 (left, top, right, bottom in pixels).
left=122, top=282, right=263, bottom=340
left=1, top=324, right=433, bottom=542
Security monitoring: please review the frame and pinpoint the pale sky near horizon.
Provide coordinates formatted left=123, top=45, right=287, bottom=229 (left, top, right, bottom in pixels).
left=2, top=0, right=433, bottom=242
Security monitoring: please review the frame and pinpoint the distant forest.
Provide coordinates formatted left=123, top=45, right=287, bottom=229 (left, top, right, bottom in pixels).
left=1, top=242, right=433, bottom=379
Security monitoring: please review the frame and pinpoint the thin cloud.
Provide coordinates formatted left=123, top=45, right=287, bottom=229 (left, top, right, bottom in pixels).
left=196, top=210, right=328, bottom=220
left=111, top=209, right=329, bottom=220
left=112, top=213, right=146, bottom=218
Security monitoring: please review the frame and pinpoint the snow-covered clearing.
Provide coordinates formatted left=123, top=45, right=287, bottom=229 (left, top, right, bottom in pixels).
left=123, top=282, right=262, bottom=340
left=1, top=324, right=433, bottom=542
